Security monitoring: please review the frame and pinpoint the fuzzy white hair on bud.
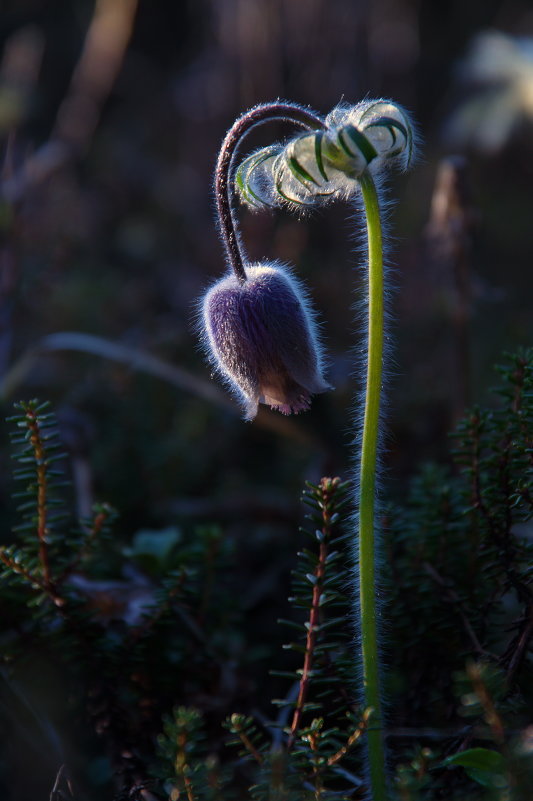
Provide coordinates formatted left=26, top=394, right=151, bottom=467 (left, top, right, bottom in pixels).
left=235, top=98, right=416, bottom=212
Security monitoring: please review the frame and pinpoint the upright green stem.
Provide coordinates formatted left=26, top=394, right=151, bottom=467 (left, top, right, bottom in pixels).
left=358, top=170, right=387, bottom=800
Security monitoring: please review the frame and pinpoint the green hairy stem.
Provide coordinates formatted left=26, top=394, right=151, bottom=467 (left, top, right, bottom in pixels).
left=358, top=170, right=387, bottom=799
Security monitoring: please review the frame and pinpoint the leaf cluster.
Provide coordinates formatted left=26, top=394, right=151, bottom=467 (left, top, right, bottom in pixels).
left=0, top=350, right=532, bottom=800
left=0, top=401, right=242, bottom=800
left=385, top=349, right=533, bottom=798
left=154, top=478, right=371, bottom=801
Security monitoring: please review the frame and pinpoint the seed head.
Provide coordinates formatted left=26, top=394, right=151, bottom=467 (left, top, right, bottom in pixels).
left=201, top=263, right=330, bottom=420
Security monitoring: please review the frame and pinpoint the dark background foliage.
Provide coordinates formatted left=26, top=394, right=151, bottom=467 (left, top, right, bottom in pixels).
left=0, top=1, right=531, bottom=799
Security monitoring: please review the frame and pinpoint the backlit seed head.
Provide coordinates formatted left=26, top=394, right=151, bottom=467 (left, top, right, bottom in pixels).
left=201, top=263, right=330, bottom=420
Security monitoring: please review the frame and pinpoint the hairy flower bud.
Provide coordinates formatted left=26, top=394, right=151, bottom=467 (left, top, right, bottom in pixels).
left=201, top=263, right=330, bottom=420
left=235, top=98, right=415, bottom=211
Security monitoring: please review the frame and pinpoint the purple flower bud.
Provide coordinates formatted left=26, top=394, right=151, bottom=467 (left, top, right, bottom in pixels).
left=201, top=263, right=330, bottom=420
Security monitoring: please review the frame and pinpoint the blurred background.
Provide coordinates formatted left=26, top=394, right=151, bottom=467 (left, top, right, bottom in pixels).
left=0, top=0, right=532, bottom=517
left=0, top=0, right=532, bottom=796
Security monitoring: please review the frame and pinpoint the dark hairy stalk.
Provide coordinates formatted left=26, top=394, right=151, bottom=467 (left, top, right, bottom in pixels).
left=215, top=103, right=325, bottom=282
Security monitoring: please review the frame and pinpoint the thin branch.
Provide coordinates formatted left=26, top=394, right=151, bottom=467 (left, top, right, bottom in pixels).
left=287, top=535, right=328, bottom=748
left=24, top=406, right=54, bottom=594
left=423, top=561, right=493, bottom=658
left=56, top=504, right=113, bottom=583
left=230, top=717, right=263, bottom=766
left=0, top=548, right=44, bottom=589
left=49, top=764, right=75, bottom=801
left=287, top=477, right=340, bottom=749
left=328, top=709, right=371, bottom=766
left=502, top=603, right=533, bottom=684
left=0, top=331, right=321, bottom=445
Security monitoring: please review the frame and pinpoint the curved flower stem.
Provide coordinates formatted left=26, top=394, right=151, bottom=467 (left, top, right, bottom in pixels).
left=215, top=103, right=326, bottom=284
left=358, top=169, right=387, bottom=800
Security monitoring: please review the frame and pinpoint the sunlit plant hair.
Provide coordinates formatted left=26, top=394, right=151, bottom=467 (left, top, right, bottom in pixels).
left=202, top=262, right=330, bottom=420
left=236, top=100, right=413, bottom=209
left=200, top=99, right=416, bottom=801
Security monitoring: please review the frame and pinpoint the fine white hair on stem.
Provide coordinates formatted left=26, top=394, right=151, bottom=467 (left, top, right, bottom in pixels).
left=344, top=172, right=397, bottom=790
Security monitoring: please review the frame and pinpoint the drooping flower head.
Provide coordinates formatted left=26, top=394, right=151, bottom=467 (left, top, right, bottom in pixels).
left=202, top=262, right=330, bottom=420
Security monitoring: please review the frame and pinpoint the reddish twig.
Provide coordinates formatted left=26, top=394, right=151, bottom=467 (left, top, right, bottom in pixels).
left=0, top=548, right=45, bottom=589
left=328, top=708, right=372, bottom=766
left=57, top=504, right=113, bottom=583
left=24, top=406, right=54, bottom=592
left=287, top=477, right=340, bottom=749
left=229, top=715, right=264, bottom=766
left=423, top=561, right=493, bottom=659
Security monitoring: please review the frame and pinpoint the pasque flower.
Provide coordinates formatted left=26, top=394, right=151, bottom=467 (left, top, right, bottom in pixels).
left=236, top=99, right=414, bottom=210
left=202, top=262, right=329, bottom=420
left=203, top=101, right=416, bottom=800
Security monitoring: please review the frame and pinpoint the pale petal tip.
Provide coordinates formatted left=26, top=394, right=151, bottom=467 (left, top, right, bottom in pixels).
left=270, top=397, right=311, bottom=416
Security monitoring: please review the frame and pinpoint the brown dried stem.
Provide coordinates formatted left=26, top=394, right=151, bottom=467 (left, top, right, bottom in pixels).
left=24, top=406, right=54, bottom=592
left=229, top=715, right=263, bottom=766
left=327, top=708, right=371, bottom=766
left=0, top=548, right=44, bottom=589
